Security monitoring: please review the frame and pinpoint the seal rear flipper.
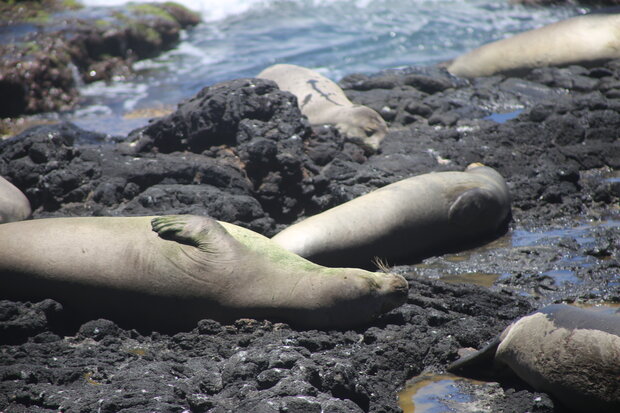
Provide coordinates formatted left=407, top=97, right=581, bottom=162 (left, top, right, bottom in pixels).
left=448, top=187, right=503, bottom=230
left=151, top=215, right=239, bottom=254
left=448, top=336, right=501, bottom=379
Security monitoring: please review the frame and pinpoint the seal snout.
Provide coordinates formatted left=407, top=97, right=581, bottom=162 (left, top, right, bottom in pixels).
left=378, top=273, right=409, bottom=313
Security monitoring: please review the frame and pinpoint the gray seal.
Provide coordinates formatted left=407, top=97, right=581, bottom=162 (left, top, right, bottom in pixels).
left=271, top=163, right=510, bottom=267
left=447, top=13, right=620, bottom=78
left=258, top=63, right=388, bottom=152
left=448, top=304, right=620, bottom=412
left=0, top=214, right=408, bottom=331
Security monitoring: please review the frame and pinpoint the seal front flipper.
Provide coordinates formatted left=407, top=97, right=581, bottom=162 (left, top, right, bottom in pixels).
left=151, top=215, right=238, bottom=253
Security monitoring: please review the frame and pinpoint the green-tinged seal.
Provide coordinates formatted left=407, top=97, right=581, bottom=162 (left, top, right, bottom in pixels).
left=0, top=215, right=408, bottom=331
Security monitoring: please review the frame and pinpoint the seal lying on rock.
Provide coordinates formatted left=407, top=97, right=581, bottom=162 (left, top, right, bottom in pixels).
left=258, top=63, right=387, bottom=152
left=271, top=163, right=510, bottom=267
left=448, top=304, right=620, bottom=413
left=0, top=215, right=408, bottom=331
left=0, top=176, right=31, bottom=223
left=446, top=13, right=620, bottom=78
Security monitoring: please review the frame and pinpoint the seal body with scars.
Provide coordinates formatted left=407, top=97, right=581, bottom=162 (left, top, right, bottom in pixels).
left=258, top=63, right=387, bottom=152
left=448, top=304, right=620, bottom=413
left=0, top=215, right=408, bottom=331
left=0, top=176, right=31, bottom=223
left=447, top=13, right=620, bottom=78
left=271, top=164, right=510, bottom=267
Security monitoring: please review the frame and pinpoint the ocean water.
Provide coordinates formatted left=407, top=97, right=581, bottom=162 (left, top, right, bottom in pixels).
left=71, top=0, right=584, bottom=134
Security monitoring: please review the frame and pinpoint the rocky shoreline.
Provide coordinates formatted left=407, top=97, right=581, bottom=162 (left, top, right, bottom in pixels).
left=0, top=26, right=619, bottom=413
left=0, top=1, right=199, bottom=123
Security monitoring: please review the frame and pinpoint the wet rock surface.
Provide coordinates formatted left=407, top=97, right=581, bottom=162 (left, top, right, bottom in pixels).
left=0, top=59, right=619, bottom=412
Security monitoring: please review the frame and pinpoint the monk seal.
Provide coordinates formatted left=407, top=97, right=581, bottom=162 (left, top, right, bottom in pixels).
left=446, top=13, right=620, bottom=78
left=271, top=163, right=510, bottom=267
left=257, top=63, right=387, bottom=153
left=0, top=176, right=31, bottom=223
left=448, top=304, right=620, bottom=412
left=0, top=215, right=408, bottom=331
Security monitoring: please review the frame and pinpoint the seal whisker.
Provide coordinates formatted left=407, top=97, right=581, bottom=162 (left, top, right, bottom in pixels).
left=372, top=256, right=391, bottom=273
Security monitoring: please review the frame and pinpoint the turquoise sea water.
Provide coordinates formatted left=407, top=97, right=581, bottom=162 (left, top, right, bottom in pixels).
left=71, top=0, right=584, bottom=134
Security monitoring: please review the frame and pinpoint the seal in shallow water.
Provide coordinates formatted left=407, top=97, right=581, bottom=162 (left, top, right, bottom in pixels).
left=0, top=215, right=408, bottom=331
left=446, top=13, right=620, bottom=78
left=258, top=63, right=387, bottom=152
left=0, top=176, right=31, bottom=223
left=448, top=304, right=620, bottom=413
left=271, top=163, right=510, bottom=267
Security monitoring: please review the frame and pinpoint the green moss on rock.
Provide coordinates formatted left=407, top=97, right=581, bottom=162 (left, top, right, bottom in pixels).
left=134, top=22, right=163, bottom=46
left=160, top=2, right=201, bottom=26
left=127, top=3, right=176, bottom=23
left=0, top=0, right=201, bottom=117
left=0, top=0, right=83, bottom=25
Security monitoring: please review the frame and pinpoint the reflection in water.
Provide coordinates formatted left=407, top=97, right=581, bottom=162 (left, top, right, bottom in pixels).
left=540, top=269, right=581, bottom=285
left=398, top=373, right=483, bottom=413
left=483, top=109, right=523, bottom=123
left=425, top=220, right=620, bottom=288
left=604, top=169, right=620, bottom=184
left=122, top=106, right=174, bottom=120
left=510, top=220, right=619, bottom=248
left=573, top=302, right=620, bottom=315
